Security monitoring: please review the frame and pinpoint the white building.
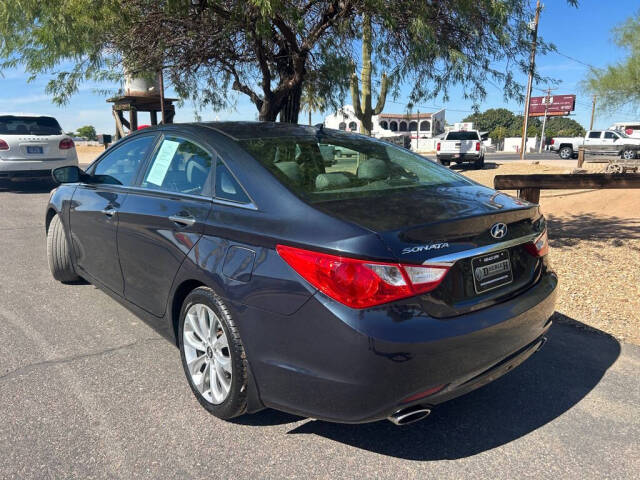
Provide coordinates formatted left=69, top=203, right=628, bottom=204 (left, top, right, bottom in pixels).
left=324, top=105, right=446, bottom=140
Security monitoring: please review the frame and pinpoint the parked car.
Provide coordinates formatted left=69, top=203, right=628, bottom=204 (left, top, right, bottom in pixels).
left=550, top=129, right=640, bottom=159
left=46, top=122, right=556, bottom=425
left=0, top=114, right=78, bottom=181
left=436, top=130, right=485, bottom=168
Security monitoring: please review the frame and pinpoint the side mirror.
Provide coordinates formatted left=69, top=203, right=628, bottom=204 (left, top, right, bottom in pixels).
left=52, top=166, right=83, bottom=184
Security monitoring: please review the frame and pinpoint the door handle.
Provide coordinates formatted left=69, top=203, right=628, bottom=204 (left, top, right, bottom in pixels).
left=169, top=214, right=196, bottom=227
left=101, top=206, right=116, bottom=217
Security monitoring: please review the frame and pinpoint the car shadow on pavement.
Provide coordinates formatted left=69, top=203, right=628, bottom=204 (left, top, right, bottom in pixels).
left=284, top=317, right=620, bottom=460
left=0, top=179, right=56, bottom=194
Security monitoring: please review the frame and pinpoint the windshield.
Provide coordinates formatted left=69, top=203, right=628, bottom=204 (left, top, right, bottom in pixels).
left=240, top=134, right=471, bottom=203
left=0, top=116, right=63, bottom=135
left=445, top=131, right=479, bottom=141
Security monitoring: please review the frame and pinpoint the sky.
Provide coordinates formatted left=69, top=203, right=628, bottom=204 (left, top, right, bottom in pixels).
left=0, top=0, right=638, bottom=135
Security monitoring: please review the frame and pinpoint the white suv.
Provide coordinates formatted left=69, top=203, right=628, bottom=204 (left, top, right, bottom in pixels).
left=0, top=114, right=78, bottom=181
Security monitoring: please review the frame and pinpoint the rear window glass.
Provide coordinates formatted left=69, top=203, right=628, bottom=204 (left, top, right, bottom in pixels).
left=0, top=116, right=62, bottom=135
left=445, top=131, right=479, bottom=141
left=240, top=134, right=470, bottom=203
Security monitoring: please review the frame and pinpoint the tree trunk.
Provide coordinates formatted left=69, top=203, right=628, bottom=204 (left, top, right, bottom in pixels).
left=257, top=99, right=279, bottom=122
left=279, top=83, right=302, bottom=123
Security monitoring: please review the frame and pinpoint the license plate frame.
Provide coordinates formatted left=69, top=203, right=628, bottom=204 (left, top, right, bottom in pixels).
left=26, top=146, right=44, bottom=154
left=471, top=249, right=513, bottom=294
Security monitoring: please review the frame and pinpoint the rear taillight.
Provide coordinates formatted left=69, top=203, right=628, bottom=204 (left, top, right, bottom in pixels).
left=276, top=245, right=450, bottom=309
left=436, top=142, right=441, bottom=151
left=0, top=139, right=8, bottom=150
left=550, top=139, right=555, bottom=145
left=525, top=230, right=549, bottom=257
left=475, top=141, right=480, bottom=151
left=59, top=138, right=74, bottom=150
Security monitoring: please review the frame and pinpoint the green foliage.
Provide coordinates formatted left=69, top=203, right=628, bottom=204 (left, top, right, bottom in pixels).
left=76, top=125, right=97, bottom=140
left=463, top=108, right=519, bottom=133
left=583, top=12, right=640, bottom=113
left=544, top=117, right=585, bottom=137
left=0, top=0, right=579, bottom=123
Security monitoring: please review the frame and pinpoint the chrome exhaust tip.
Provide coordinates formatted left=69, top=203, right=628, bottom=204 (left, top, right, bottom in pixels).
left=388, top=406, right=431, bottom=426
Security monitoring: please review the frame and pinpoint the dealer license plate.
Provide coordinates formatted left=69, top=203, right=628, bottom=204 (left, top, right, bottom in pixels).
left=471, top=250, right=513, bottom=293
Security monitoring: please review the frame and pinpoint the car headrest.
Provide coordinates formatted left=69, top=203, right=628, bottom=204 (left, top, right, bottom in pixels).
left=274, top=161, right=303, bottom=186
left=186, top=156, right=210, bottom=187
left=357, top=159, right=389, bottom=180
left=315, top=172, right=351, bottom=190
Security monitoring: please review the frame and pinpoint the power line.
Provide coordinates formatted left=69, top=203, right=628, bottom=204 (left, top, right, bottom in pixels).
left=552, top=50, right=597, bottom=70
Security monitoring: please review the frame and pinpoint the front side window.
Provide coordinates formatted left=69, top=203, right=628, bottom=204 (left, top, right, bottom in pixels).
left=92, top=135, right=155, bottom=186
left=240, top=134, right=470, bottom=204
left=141, top=136, right=213, bottom=196
left=603, top=131, right=618, bottom=139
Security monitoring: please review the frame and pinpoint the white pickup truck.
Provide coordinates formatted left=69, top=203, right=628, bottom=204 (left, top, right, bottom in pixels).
left=436, top=130, right=485, bottom=168
left=551, top=129, right=640, bottom=159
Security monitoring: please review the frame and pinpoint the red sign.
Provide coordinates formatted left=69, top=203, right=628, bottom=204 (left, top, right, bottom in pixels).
left=529, top=94, right=575, bottom=117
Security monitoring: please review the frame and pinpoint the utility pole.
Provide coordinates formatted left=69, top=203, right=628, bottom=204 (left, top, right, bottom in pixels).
left=590, top=95, right=597, bottom=130
left=538, top=87, right=555, bottom=153
left=520, top=0, right=542, bottom=160
left=158, top=69, right=166, bottom=124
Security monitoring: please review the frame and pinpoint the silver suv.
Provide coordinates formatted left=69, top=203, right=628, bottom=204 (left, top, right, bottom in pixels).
left=0, top=114, right=78, bottom=181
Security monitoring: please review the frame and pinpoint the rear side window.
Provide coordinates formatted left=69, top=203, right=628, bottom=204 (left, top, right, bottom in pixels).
left=92, top=135, right=155, bottom=186
left=588, top=131, right=601, bottom=139
left=445, top=131, right=479, bottom=141
left=0, top=115, right=62, bottom=135
left=141, top=136, right=213, bottom=196
left=214, top=158, right=251, bottom=204
left=240, top=135, right=470, bottom=203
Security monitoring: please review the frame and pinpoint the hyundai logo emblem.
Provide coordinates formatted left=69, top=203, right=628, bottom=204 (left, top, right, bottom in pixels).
left=490, top=223, right=508, bottom=239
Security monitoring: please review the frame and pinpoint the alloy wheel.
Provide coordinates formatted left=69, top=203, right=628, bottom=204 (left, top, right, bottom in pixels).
left=183, top=304, right=232, bottom=404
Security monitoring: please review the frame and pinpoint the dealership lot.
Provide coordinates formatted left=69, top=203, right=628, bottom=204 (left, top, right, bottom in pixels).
left=1, top=181, right=639, bottom=479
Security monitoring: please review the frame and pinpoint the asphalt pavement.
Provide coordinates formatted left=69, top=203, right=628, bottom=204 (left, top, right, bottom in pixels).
left=0, top=180, right=638, bottom=479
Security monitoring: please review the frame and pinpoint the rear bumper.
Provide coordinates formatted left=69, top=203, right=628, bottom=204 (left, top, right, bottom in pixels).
left=234, top=270, right=557, bottom=423
left=437, top=153, right=481, bottom=162
left=0, top=157, right=78, bottom=179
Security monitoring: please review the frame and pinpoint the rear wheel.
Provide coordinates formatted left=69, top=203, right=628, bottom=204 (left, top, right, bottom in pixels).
left=559, top=146, right=573, bottom=159
left=622, top=149, right=637, bottom=160
left=474, top=156, right=485, bottom=169
left=438, top=159, right=450, bottom=167
left=179, top=287, right=248, bottom=419
left=46, top=214, right=80, bottom=283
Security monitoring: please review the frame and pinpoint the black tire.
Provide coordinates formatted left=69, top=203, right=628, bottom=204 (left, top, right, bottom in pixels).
left=178, top=287, right=248, bottom=420
left=622, top=149, right=637, bottom=160
left=47, top=214, right=80, bottom=283
left=559, top=146, right=573, bottom=159
left=439, top=159, right=450, bottom=167
left=474, top=156, right=485, bottom=169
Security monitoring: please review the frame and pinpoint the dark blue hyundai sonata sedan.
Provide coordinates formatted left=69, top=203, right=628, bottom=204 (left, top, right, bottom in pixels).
left=46, top=122, right=556, bottom=425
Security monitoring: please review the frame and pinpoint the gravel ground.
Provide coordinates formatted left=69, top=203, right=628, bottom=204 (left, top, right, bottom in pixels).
left=462, top=162, right=640, bottom=345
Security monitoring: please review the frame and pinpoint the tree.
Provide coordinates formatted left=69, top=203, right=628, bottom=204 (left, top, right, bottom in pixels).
left=544, top=117, right=585, bottom=138
left=583, top=13, right=640, bottom=113
left=490, top=126, right=508, bottom=151
left=350, top=14, right=389, bottom=136
left=462, top=108, right=519, bottom=133
left=1, top=1, right=579, bottom=124
left=76, top=125, right=97, bottom=141
left=300, top=79, right=327, bottom=126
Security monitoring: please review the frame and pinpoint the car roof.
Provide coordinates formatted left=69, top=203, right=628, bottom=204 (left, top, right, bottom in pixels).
left=195, top=121, right=355, bottom=141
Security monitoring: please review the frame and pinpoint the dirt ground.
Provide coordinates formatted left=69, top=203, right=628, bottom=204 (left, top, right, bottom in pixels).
left=75, top=144, right=639, bottom=344
left=76, top=145, right=104, bottom=165
left=464, top=162, right=640, bottom=345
